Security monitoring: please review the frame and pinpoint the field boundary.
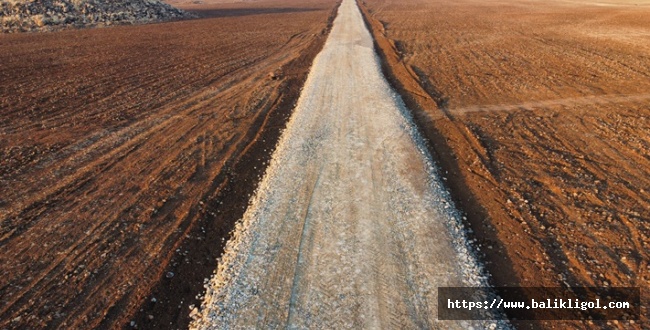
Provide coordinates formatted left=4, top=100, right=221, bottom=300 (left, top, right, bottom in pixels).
left=125, top=3, right=341, bottom=329
left=356, top=0, right=554, bottom=306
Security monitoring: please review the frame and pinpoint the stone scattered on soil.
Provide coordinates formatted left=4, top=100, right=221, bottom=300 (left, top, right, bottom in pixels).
left=1, top=0, right=191, bottom=33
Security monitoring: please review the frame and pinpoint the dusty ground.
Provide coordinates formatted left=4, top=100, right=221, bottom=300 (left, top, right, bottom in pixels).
left=191, top=0, right=497, bottom=328
left=0, top=0, right=338, bottom=328
left=360, top=0, right=649, bottom=327
left=167, top=0, right=324, bottom=18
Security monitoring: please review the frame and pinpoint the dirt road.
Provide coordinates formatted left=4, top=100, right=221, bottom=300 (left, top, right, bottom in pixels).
left=359, top=0, right=650, bottom=326
left=191, top=0, right=496, bottom=328
left=0, top=1, right=337, bottom=328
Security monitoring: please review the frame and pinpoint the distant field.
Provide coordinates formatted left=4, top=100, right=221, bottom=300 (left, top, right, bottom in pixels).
left=361, top=0, right=649, bottom=326
left=0, top=0, right=337, bottom=328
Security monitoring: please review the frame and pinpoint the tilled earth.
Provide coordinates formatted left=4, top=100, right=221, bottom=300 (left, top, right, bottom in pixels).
left=191, top=0, right=495, bottom=328
left=0, top=0, right=338, bottom=328
left=360, top=0, right=649, bottom=328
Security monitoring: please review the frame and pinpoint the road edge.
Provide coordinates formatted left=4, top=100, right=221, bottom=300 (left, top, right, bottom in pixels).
left=356, top=1, right=566, bottom=321
left=122, top=3, right=342, bottom=329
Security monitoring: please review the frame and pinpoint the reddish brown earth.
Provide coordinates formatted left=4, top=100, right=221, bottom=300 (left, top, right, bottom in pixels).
left=360, top=0, right=649, bottom=328
left=0, top=0, right=338, bottom=328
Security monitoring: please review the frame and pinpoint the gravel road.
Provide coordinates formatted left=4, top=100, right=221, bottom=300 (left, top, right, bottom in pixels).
left=191, top=0, right=498, bottom=328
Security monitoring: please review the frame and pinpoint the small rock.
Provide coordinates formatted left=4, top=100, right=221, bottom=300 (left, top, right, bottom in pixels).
left=166, top=272, right=174, bottom=278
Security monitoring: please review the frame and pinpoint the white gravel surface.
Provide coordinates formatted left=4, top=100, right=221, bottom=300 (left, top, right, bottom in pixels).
left=190, top=0, right=504, bottom=328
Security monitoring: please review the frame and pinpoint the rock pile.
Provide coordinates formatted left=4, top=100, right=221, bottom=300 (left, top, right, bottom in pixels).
left=1, top=0, right=190, bottom=32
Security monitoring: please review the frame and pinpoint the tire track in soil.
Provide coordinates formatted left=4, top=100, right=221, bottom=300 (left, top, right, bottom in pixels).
left=191, top=0, right=501, bottom=328
left=0, top=3, right=339, bottom=329
left=126, top=5, right=342, bottom=329
left=359, top=0, right=650, bottom=327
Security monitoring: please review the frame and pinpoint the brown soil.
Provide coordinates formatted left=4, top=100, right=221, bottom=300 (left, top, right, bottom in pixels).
left=0, top=0, right=338, bottom=328
left=359, top=0, right=649, bottom=328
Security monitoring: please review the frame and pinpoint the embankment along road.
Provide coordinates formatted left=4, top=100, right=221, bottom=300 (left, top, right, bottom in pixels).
left=191, top=0, right=498, bottom=328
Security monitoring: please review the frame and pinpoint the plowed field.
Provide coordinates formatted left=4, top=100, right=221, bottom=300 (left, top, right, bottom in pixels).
left=360, top=0, right=649, bottom=327
left=0, top=0, right=338, bottom=328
